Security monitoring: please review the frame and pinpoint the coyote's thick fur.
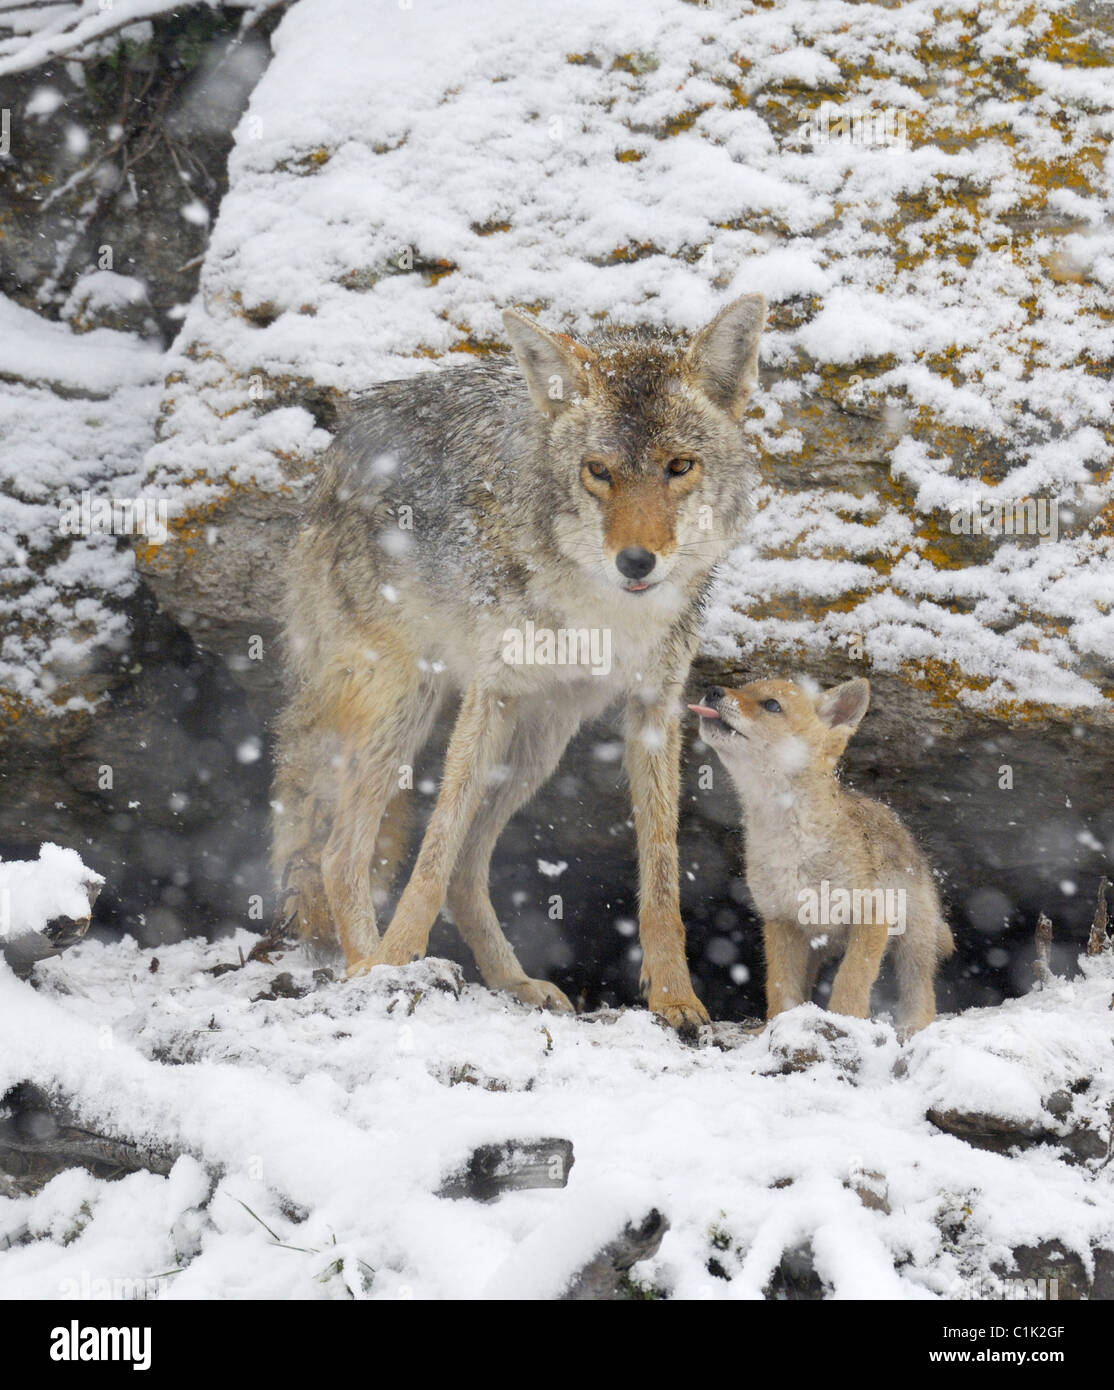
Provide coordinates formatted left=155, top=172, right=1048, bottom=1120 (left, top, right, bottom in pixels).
left=272, top=297, right=767, bottom=1029
left=690, top=678, right=954, bottom=1031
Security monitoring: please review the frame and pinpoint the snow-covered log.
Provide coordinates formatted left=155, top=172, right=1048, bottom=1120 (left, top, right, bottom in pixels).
left=562, top=1210, right=668, bottom=1301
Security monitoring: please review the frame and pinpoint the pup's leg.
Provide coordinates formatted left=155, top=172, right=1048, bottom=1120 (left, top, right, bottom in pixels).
left=350, top=682, right=517, bottom=974
left=893, top=921, right=944, bottom=1033
left=625, top=702, right=708, bottom=1031
left=802, top=945, right=826, bottom=1005
left=828, top=923, right=889, bottom=1019
left=763, top=920, right=811, bottom=1018
left=445, top=700, right=582, bottom=1011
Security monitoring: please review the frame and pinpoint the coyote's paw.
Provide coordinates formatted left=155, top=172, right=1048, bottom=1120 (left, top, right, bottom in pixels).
left=345, top=949, right=411, bottom=979
left=503, top=977, right=574, bottom=1013
left=649, top=990, right=710, bottom=1038
left=346, top=954, right=384, bottom=979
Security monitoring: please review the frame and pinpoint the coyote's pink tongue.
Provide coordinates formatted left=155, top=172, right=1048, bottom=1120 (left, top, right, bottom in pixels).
left=687, top=703, right=719, bottom=718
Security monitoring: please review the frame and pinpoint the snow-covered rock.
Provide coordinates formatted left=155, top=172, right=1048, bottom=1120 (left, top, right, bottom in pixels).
left=137, top=0, right=1114, bottom=717
left=0, top=843, right=103, bottom=975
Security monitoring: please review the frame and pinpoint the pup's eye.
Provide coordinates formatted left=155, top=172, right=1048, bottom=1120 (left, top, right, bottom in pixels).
left=667, top=458, right=695, bottom=477
left=585, top=460, right=612, bottom=482
left=760, top=698, right=783, bottom=714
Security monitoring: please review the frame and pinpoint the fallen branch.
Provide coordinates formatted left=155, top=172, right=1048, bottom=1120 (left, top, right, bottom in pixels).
left=0, top=1084, right=182, bottom=1189
left=438, top=1138, right=573, bottom=1202
left=562, top=1209, right=669, bottom=1300
left=1, top=1080, right=575, bottom=1225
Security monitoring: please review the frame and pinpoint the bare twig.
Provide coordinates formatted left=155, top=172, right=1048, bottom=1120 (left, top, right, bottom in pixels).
left=1034, top=912, right=1054, bottom=987
left=1087, top=876, right=1110, bottom=956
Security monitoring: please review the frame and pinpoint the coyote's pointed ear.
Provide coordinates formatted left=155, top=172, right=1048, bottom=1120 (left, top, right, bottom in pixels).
left=685, top=294, right=766, bottom=420
left=502, top=310, right=597, bottom=417
left=816, top=678, right=871, bottom=732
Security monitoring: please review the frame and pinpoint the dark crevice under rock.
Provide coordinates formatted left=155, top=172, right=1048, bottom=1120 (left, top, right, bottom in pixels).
left=4, top=581, right=1112, bottom=1023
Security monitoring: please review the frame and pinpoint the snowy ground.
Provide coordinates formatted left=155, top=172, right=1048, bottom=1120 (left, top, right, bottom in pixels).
left=2, top=931, right=1111, bottom=1299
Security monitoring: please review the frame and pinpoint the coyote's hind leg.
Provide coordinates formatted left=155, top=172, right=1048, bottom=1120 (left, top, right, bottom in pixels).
left=321, top=662, right=442, bottom=967
left=275, top=627, right=443, bottom=968
left=893, top=921, right=943, bottom=1034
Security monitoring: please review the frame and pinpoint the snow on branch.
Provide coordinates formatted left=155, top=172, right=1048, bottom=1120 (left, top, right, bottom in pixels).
left=0, top=0, right=280, bottom=77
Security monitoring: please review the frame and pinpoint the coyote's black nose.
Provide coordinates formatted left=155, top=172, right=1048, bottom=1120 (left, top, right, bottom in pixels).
left=616, top=547, right=656, bottom=580
left=703, top=687, right=725, bottom=706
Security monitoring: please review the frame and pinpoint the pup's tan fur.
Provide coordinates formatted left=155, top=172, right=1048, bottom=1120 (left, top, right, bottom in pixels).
left=691, top=677, right=953, bottom=1031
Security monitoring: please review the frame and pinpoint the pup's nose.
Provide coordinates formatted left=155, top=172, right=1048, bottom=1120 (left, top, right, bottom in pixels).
left=703, top=686, right=725, bottom=705
left=616, top=547, right=656, bottom=580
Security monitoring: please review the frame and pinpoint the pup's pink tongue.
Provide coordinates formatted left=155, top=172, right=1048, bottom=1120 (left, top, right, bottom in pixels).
left=687, top=704, right=720, bottom=718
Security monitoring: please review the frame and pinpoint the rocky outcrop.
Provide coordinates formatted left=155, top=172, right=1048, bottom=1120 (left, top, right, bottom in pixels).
left=137, top=0, right=1114, bottom=716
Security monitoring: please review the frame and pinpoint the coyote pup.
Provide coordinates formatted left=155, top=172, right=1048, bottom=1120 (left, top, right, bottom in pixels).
left=690, top=677, right=953, bottom=1031
left=273, top=295, right=767, bottom=1030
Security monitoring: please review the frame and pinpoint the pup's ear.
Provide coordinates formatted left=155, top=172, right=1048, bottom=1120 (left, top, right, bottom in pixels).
left=502, top=310, right=597, bottom=417
left=685, top=294, right=766, bottom=420
left=816, top=678, right=871, bottom=732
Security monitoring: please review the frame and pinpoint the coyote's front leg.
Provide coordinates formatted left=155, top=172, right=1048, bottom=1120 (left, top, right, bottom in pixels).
left=348, top=683, right=516, bottom=976
left=626, top=697, right=709, bottom=1033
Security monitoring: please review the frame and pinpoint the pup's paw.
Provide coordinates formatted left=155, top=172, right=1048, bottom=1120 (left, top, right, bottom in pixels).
left=649, top=991, right=710, bottom=1038
left=503, top=977, right=574, bottom=1013
left=896, top=1014, right=934, bottom=1043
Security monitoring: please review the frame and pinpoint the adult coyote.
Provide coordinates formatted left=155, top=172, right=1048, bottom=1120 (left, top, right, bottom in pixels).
left=273, top=295, right=766, bottom=1030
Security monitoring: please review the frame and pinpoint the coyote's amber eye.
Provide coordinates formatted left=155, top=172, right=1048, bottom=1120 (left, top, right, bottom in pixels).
left=667, top=458, right=695, bottom=477
left=760, top=698, right=783, bottom=714
left=585, top=460, right=612, bottom=482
